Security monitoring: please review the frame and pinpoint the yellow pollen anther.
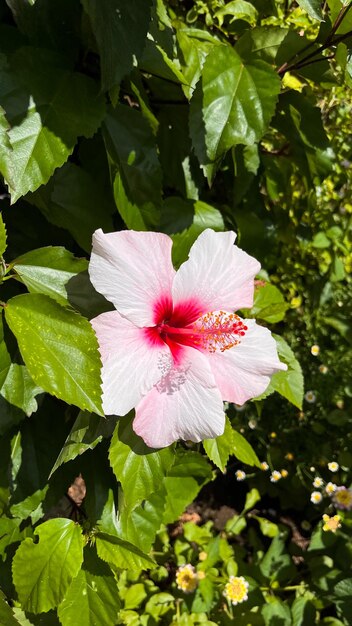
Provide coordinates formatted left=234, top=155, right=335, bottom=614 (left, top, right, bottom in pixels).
left=192, top=311, right=247, bottom=353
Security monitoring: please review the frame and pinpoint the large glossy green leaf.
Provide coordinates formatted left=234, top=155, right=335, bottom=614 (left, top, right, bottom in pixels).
left=12, top=518, right=84, bottom=613
left=0, top=48, right=105, bottom=202
left=28, top=162, right=115, bottom=253
left=58, top=548, right=120, bottom=626
left=190, top=44, right=281, bottom=174
left=270, top=335, right=304, bottom=409
left=95, top=532, right=155, bottom=571
left=5, top=294, right=103, bottom=415
left=109, top=416, right=174, bottom=510
left=81, top=0, right=152, bottom=91
left=12, top=247, right=88, bottom=307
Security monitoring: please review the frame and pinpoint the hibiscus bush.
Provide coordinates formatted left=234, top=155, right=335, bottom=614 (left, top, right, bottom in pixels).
left=0, top=0, right=352, bottom=625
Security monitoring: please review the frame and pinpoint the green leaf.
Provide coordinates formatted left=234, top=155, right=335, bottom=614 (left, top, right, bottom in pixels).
left=0, top=516, right=22, bottom=558
left=5, top=294, right=103, bottom=415
left=58, top=547, right=121, bottom=626
left=296, top=0, right=323, bottom=21
left=269, top=335, right=304, bottom=409
left=163, top=450, right=213, bottom=524
left=12, top=247, right=88, bottom=307
left=81, top=0, right=152, bottom=91
left=250, top=284, right=288, bottom=324
left=252, top=515, right=279, bottom=538
left=203, top=417, right=234, bottom=472
left=109, top=415, right=174, bottom=510
left=50, top=412, right=116, bottom=477
left=103, top=105, right=162, bottom=226
left=291, top=596, right=316, bottom=626
left=0, top=48, right=105, bottom=202
left=262, top=600, right=292, bottom=625
left=10, top=485, right=48, bottom=523
left=312, top=232, right=331, bottom=248
left=28, top=163, right=115, bottom=253
left=161, top=198, right=224, bottom=267
left=12, top=518, right=84, bottom=613
left=243, top=488, right=261, bottom=512
left=0, top=589, right=23, bottom=626
left=0, top=105, right=14, bottom=191
left=1, top=364, right=42, bottom=416
left=118, top=489, right=166, bottom=552
left=190, top=45, right=281, bottom=175
left=231, top=429, right=261, bottom=467
left=95, top=532, right=155, bottom=571
left=140, top=40, right=188, bottom=86
left=214, top=1, right=258, bottom=27
left=176, top=27, right=221, bottom=99
left=0, top=212, right=7, bottom=258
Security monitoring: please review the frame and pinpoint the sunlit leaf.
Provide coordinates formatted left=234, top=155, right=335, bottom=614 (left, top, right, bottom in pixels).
left=109, top=415, right=174, bottom=510
left=12, top=518, right=84, bottom=613
left=5, top=294, right=103, bottom=415
left=13, top=247, right=88, bottom=307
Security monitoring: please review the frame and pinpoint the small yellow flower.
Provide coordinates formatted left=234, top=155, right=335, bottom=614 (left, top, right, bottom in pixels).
left=325, top=482, right=337, bottom=495
left=199, top=551, right=207, bottom=561
left=311, top=345, right=320, bottom=356
left=319, top=364, right=328, bottom=374
left=270, top=470, right=282, bottom=483
left=197, top=570, right=206, bottom=580
left=285, top=452, right=294, bottom=461
left=322, top=514, right=341, bottom=533
left=270, top=432, right=277, bottom=439
left=176, top=565, right=198, bottom=593
left=310, top=491, right=323, bottom=504
left=313, top=477, right=324, bottom=488
left=223, top=576, right=249, bottom=606
left=281, top=469, right=288, bottom=478
left=328, top=462, right=339, bottom=473
left=260, top=461, right=269, bottom=471
left=235, top=470, right=246, bottom=481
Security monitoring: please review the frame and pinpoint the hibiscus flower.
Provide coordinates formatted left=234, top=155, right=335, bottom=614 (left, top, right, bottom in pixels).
left=89, top=228, right=286, bottom=448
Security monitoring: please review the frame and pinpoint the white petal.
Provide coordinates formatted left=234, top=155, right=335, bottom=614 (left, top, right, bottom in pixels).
left=91, top=311, right=171, bottom=416
left=89, top=229, right=175, bottom=327
left=172, top=229, right=261, bottom=314
left=133, top=346, right=225, bottom=448
left=207, top=319, right=287, bottom=404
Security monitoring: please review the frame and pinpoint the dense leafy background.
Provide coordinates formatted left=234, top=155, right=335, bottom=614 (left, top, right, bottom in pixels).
left=0, top=0, right=351, bottom=624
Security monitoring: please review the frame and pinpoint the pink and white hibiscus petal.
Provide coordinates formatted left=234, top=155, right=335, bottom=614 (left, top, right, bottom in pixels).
left=207, top=319, right=287, bottom=405
left=91, top=311, right=171, bottom=416
left=133, top=347, right=225, bottom=448
left=172, top=229, right=261, bottom=317
left=89, top=229, right=175, bottom=327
